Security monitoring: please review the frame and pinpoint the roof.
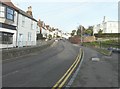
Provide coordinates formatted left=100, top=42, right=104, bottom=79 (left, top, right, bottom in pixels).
left=107, top=21, right=118, bottom=22
left=0, top=0, right=18, bottom=10
left=0, top=0, right=37, bottom=22
left=18, top=9, right=37, bottom=22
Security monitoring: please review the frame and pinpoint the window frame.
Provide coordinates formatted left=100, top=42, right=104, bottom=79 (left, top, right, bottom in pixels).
left=0, top=5, right=5, bottom=18
left=31, top=20, right=34, bottom=30
left=0, top=32, right=13, bottom=44
left=6, top=6, right=14, bottom=21
left=22, top=15, right=25, bottom=27
left=28, top=32, right=32, bottom=41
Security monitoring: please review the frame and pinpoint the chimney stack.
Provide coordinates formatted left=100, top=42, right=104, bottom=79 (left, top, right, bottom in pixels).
left=103, top=16, right=107, bottom=23
left=26, top=6, right=33, bottom=17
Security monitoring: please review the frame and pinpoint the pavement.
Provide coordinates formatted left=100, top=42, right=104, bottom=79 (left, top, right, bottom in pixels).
left=72, top=46, right=119, bottom=88
left=2, top=39, right=80, bottom=87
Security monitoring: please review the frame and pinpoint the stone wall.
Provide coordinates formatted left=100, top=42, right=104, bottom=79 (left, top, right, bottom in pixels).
left=2, top=40, right=54, bottom=60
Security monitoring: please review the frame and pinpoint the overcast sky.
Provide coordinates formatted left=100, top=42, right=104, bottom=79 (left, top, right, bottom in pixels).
left=12, top=0, right=118, bottom=33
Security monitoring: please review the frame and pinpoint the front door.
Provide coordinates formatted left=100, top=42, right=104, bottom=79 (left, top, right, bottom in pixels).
left=19, top=34, right=23, bottom=47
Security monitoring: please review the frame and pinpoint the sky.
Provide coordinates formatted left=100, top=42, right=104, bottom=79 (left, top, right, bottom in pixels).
left=11, top=0, right=118, bottom=33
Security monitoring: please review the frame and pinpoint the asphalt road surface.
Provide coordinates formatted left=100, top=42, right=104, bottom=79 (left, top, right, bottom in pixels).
left=72, top=46, right=118, bottom=88
left=2, top=39, right=80, bottom=87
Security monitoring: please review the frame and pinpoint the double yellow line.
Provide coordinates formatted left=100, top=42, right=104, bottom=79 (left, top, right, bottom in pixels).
left=52, top=48, right=83, bottom=89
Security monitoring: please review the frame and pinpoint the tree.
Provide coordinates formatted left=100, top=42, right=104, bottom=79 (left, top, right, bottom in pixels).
left=84, top=26, right=93, bottom=36
left=48, top=34, right=52, bottom=39
left=88, top=26, right=93, bottom=30
left=84, top=29, right=92, bottom=36
left=51, top=27, right=55, bottom=31
left=88, top=26, right=93, bottom=36
left=71, top=30, right=76, bottom=37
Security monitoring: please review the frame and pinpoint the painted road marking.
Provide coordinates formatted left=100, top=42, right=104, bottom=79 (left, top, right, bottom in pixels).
left=52, top=48, right=83, bottom=89
left=52, top=53, right=79, bottom=89
left=65, top=49, right=84, bottom=88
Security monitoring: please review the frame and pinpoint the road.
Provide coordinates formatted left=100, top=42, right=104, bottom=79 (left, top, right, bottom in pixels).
left=72, top=46, right=118, bottom=87
left=2, top=40, right=80, bottom=87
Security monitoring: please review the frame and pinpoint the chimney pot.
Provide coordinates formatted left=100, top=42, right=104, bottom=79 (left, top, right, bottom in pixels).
left=26, top=6, right=33, bottom=16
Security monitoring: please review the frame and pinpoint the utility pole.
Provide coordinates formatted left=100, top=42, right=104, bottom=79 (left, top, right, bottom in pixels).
left=81, top=25, right=83, bottom=44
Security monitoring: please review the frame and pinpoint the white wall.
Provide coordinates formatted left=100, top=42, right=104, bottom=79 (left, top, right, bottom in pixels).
left=0, top=5, right=18, bottom=48
left=36, top=25, right=40, bottom=34
left=0, top=28, right=16, bottom=48
left=57, top=31, right=62, bottom=37
left=17, top=14, right=37, bottom=47
left=0, top=5, right=18, bottom=27
left=42, top=28, right=47, bottom=38
left=106, top=22, right=118, bottom=33
left=93, top=21, right=118, bottom=34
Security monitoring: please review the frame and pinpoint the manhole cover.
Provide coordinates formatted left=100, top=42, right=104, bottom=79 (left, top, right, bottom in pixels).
left=91, top=57, right=100, bottom=61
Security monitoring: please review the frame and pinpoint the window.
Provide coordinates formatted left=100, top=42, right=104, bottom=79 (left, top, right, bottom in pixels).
left=0, top=6, right=5, bottom=17
left=22, top=16, right=25, bottom=27
left=31, top=21, right=33, bottom=30
left=28, top=32, right=31, bottom=41
left=0, top=32, right=13, bottom=44
left=6, top=7, right=14, bottom=20
left=31, top=20, right=34, bottom=30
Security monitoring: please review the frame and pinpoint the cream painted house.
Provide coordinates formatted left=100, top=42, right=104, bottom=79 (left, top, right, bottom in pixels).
left=93, top=16, right=118, bottom=34
left=17, top=6, right=37, bottom=47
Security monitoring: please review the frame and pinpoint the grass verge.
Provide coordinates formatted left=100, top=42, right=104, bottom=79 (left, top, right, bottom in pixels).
left=95, top=48, right=112, bottom=56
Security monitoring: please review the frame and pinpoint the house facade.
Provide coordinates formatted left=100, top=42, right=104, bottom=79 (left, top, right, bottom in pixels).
left=0, top=0, right=18, bottom=48
left=93, top=16, right=118, bottom=34
left=0, top=0, right=38, bottom=48
left=37, top=20, right=48, bottom=39
left=17, top=6, right=37, bottom=47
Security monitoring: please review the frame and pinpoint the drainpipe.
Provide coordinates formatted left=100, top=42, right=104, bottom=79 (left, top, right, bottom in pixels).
left=16, top=11, right=19, bottom=47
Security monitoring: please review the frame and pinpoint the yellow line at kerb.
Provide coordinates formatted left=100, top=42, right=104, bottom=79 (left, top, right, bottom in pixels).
left=52, top=52, right=79, bottom=89
left=52, top=48, right=82, bottom=89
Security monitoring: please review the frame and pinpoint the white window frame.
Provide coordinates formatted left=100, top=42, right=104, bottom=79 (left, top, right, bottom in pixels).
left=28, top=32, right=32, bottom=41
left=0, top=5, right=5, bottom=17
left=31, top=20, right=33, bottom=30
left=22, top=15, right=25, bottom=27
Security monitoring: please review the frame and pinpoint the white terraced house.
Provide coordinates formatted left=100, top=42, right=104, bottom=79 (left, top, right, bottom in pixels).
left=0, top=0, right=38, bottom=48
left=37, top=20, right=47, bottom=38
left=17, top=6, right=38, bottom=47
left=0, top=0, right=18, bottom=48
left=93, top=16, right=118, bottom=34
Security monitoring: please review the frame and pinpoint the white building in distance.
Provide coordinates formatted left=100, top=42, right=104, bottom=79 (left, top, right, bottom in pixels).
left=93, top=16, right=118, bottom=34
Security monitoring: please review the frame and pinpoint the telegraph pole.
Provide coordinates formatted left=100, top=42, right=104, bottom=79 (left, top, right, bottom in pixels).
left=81, top=25, right=83, bottom=44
